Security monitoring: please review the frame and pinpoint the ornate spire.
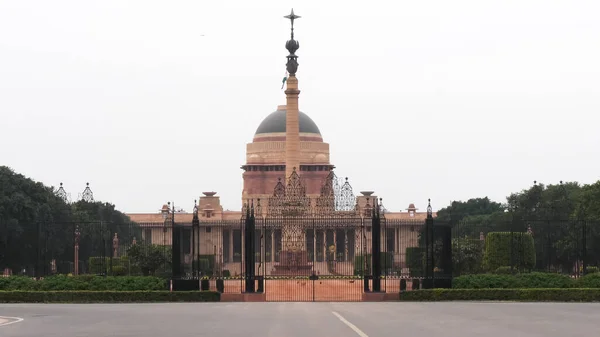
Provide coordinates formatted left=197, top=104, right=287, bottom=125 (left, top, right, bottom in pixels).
left=79, top=182, right=94, bottom=202
left=284, top=9, right=301, bottom=76
left=55, top=182, right=71, bottom=203
left=427, top=199, right=433, bottom=218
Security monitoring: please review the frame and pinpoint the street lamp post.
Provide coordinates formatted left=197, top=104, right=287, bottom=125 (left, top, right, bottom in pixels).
left=74, top=226, right=81, bottom=275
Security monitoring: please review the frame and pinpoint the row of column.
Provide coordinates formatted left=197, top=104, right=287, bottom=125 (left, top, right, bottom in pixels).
left=223, top=227, right=404, bottom=263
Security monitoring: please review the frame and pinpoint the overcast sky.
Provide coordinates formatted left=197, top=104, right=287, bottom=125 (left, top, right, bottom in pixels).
left=1, top=0, right=599, bottom=213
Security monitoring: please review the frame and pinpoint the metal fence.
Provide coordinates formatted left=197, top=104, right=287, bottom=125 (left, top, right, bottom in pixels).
left=452, top=219, right=600, bottom=277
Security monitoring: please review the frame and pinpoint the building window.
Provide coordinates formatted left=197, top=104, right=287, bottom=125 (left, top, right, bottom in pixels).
left=144, top=229, right=152, bottom=243
left=206, top=226, right=212, bottom=233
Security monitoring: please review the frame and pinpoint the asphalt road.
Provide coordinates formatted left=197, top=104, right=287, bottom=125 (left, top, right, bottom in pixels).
left=1, top=302, right=600, bottom=337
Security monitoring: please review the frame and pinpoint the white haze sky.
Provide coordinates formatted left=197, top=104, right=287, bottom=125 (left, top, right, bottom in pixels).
left=1, top=0, right=599, bottom=213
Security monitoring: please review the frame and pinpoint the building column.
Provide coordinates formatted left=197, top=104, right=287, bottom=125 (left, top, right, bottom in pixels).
left=344, top=230, right=349, bottom=262
left=395, top=227, right=400, bottom=254
left=229, top=230, right=234, bottom=263
left=271, top=231, right=275, bottom=262
left=313, top=229, right=317, bottom=262
left=333, top=230, right=337, bottom=261
left=322, top=230, right=327, bottom=261
left=241, top=230, right=245, bottom=265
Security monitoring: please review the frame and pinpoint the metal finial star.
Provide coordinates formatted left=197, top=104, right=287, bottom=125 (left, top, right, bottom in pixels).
left=284, top=8, right=301, bottom=24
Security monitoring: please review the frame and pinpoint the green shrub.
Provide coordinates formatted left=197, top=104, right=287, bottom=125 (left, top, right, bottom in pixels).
left=88, top=256, right=132, bottom=275
left=0, top=291, right=220, bottom=303
left=353, top=253, right=394, bottom=276
left=453, top=272, right=575, bottom=289
left=587, top=267, right=599, bottom=274
left=453, top=274, right=517, bottom=289
left=483, top=232, right=535, bottom=272
left=222, top=270, right=231, bottom=278
left=452, top=238, right=484, bottom=275
left=405, top=247, right=424, bottom=277
left=516, top=272, right=573, bottom=288
left=578, top=273, right=600, bottom=288
left=400, top=288, right=600, bottom=302
left=494, top=266, right=515, bottom=275
left=0, top=275, right=167, bottom=291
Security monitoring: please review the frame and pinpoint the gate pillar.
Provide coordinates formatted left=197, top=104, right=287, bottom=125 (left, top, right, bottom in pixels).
left=371, top=198, right=382, bottom=292
left=244, top=201, right=256, bottom=293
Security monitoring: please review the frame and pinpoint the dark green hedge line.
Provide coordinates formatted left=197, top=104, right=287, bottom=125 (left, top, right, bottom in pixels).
left=400, top=288, right=600, bottom=302
left=453, top=272, right=600, bottom=289
left=0, top=291, right=220, bottom=303
left=0, top=275, right=167, bottom=291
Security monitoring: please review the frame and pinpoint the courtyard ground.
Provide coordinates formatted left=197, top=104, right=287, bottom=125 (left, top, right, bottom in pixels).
left=2, top=302, right=599, bottom=336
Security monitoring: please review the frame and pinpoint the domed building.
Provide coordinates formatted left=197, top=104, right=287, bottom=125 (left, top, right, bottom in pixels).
left=241, top=105, right=333, bottom=201
left=124, top=11, right=441, bottom=299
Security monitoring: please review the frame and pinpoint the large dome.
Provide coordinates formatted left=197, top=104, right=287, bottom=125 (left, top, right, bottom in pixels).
left=255, top=106, right=321, bottom=135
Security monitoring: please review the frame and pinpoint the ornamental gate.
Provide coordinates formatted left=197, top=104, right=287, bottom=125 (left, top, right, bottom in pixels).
left=236, top=169, right=453, bottom=302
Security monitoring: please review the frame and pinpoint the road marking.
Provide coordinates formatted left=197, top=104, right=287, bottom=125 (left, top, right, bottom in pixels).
left=332, top=311, right=369, bottom=337
left=0, top=316, right=24, bottom=327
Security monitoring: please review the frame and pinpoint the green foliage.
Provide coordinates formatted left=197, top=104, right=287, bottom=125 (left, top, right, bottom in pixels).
left=126, top=245, right=171, bottom=276
left=399, top=288, right=600, bottom=302
left=88, top=256, right=131, bottom=275
left=0, top=166, right=135, bottom=275
left=453, top=272, right=576, bottom=289
left=0, top=275, right=167, bottom=291
left=222, top=270, right=231, bottom=278
left=587, top=266, right=599, bottom=274
left=494, top=266, right=515, bottom=275
left=578, top=273, right=600, bottom=288
left=436, top=197, right=505, bottom=222
left=0, top=290, right=220, bottom=303
left=452, top=238, right=484, bottom=275
left=405, top=247, right=424, bottom=277
left=353, top=253, right=394, bottom=276
left=576, top=181, right=600, bottom=221
left=517, top=272, right=574, bottom=288
left=483, top=232, right=535, bottom=271
left=453, top=274, right=517, bottom=289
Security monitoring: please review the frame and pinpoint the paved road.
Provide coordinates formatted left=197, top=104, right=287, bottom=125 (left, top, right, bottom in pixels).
left=1, top=302, right=600, bottom=336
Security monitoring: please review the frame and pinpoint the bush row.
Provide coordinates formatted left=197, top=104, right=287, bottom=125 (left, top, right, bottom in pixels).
left=400, top=288, right=600, bottom=302
left=0, top=275, right=167, bottom=291
left=453, top=272, right=600, bottom=289
left=0, top=291, right=220, bottom=303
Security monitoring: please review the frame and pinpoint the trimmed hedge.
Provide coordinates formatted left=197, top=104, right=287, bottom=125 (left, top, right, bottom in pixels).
left=578, top=272, right=600, bottom=288
left=0, top=275, right=167, bottom=291
left=400, top=288, right=600, bottom=302
left=89, top=256, right=135, bottom=276
left=483, top=232, right=535, bottom=271
left=453, top=272, right=600, bottom=289
left=0, top=291, right=220, bottom=303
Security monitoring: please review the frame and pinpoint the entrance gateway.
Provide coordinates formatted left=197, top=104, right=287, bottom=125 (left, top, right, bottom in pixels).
left=194, top=168, right=452, bottom=302
left=244, top=169, right=390, bottom=302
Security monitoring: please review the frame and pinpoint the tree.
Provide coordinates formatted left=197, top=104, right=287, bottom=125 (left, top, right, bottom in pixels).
left=436, top=197, right=505, bottom=223
left=452, top=237, right=485, bottom=275
left=0, top=165, right=134, bottom=275
left=127, top=244, right=171, bottom=276
left=0, top=166, right=72, bottom=273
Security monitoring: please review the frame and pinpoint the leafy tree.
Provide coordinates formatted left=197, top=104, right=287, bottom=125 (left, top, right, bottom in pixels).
left=0, top=166, right=134, bottom=276
left=127, top=244, right=171, bottom=276
left=436, top=197, right=505, bottom=223
left=452, top=237, right=485, bottom=275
